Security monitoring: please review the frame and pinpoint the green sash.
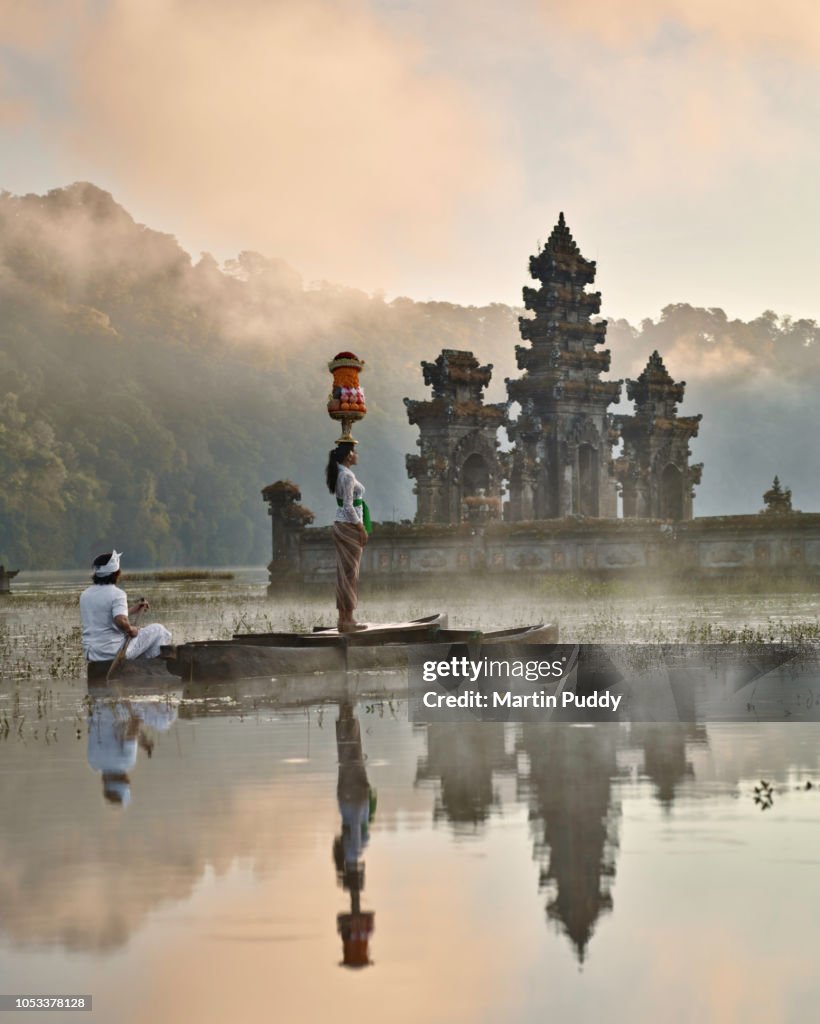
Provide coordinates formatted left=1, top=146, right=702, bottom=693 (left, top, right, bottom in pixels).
left=337, top=497, right=372, bottom=534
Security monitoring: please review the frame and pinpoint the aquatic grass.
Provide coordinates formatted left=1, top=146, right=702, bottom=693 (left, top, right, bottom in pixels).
left=680, top=618, right=820, bottom=645
left=537, top=572, right=820, bottom=601
left=3, top=576, right=820, bottom=683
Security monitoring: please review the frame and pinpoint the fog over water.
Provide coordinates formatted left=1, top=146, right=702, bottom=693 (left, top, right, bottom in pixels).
left=4, top=572, right=820, bottom=685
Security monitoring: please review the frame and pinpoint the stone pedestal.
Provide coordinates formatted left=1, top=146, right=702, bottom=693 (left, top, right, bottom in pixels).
left=261, top=481, right=314, bottom=595
left=0, top=566, right=19, bottom=595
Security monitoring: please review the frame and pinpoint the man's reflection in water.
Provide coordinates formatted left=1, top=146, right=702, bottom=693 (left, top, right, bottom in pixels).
left=86, top=693, right=179, bottom=807
left=333, top=700, right=376, bottom=968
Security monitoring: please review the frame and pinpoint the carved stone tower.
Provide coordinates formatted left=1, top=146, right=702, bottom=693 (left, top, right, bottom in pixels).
left=404, top=349, right=507, bottom=524
left=506, top=214, right=621, bottom=520
left=614, top=351, right=702, bottom=519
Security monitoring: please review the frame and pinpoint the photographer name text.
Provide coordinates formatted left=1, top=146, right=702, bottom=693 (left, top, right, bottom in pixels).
left=422, top=690, right=622, bottom=711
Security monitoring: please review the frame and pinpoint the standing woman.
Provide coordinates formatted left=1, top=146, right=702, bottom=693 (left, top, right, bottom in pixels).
left=327, top=442, right=371, bottom=632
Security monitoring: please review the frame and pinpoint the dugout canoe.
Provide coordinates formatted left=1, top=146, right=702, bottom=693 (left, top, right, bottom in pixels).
left=161, top=614, right=560, bottom=682
left=87, top=655, right=171, bottom=684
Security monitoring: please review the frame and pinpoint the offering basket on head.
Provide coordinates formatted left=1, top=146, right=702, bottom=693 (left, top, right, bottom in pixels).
left=327, top=352, right=367, bottom=444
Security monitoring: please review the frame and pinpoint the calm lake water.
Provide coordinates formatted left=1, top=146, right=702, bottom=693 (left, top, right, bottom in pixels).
left=2, top=577, right=820, bottom=1022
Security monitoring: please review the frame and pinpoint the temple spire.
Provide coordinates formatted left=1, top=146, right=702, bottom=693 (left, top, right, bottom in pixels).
left=614, top=352, right=702, bottom=520
left=506, top=214, right=621, bottom=520
left=545, top=211, right=579, bottom=255
left=404, top=350, right=506, bottom=525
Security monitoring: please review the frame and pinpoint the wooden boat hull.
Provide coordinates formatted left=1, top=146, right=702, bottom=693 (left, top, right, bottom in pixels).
left=162, top=616, right=560, bottom=682
left=87, top=656, right=171, bottom=684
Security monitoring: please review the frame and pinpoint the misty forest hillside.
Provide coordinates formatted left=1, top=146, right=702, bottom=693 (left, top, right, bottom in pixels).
left=1, top=183, right=818, bottom=568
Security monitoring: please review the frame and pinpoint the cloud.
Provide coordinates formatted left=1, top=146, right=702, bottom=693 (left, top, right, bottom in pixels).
left=557, top=55, right=749, bottom=195
left=63, top=0, right=513, bottom=291
left=0, top=77, right=27, bottom=125
left=1, top=0, right=817, bottom=319
left=538, top=38, right=813, bottom=215
left=0, top=0, right=89, bottom=51
left=538, top=0, right=820, bottom=60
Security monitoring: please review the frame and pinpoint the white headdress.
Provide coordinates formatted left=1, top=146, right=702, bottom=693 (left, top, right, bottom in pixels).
left=94, top=550, right=122, bottom=576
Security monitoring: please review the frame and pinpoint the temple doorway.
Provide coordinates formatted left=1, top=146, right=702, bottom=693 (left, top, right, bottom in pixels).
left=462, top=453, right=490, bottom=496
left=660, top=463, right=684, bottom=520
left=578, top=444, right=599, bottom=516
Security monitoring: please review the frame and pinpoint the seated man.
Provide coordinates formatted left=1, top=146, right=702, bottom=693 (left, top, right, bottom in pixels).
left=80, top=550, right=171, bottom=667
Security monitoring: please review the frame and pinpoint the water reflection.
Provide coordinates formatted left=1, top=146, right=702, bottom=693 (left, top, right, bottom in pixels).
left=413, top=720, right=621, bottom=960
left=518, top=724, right=620, bottom=961
left=87, top=691, right=179, bottom=807
left=3, top=681, right=820, bottom=1022
left=632, top=723, right=708, bottom=809
left=413, top=721, right=717, bottom=961
left=334, top=700, right=376, bottom=967
left=415, top=723, right=515, bottom=829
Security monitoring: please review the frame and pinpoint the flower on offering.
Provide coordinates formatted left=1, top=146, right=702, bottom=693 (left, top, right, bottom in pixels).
left=328, top=352, right=367, bottom=417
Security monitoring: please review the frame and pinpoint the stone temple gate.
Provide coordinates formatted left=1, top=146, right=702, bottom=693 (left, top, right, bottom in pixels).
left=404, top=214, right=702, bottom=524
left=404, top=350, right=507, bottom=524
left=262, top=215, right=820, bottom=591
left=614, top=351, right=703, bottom=520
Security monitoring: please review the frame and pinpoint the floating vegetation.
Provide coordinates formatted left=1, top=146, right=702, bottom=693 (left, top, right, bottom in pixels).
left=750, top=778, right=820, bottom=812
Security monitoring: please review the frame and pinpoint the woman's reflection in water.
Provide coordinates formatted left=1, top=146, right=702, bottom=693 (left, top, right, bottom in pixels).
left=86, top=691, right=179, bottom=807
left=333, top=700, right=376, bottom=968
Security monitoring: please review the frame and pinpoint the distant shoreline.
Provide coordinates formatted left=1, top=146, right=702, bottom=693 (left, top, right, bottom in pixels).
left=122, top=570, right=235, bottom=582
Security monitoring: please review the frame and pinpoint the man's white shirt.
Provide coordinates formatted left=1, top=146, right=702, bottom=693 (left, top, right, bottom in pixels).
left=80, top=584, right=128, bottom=660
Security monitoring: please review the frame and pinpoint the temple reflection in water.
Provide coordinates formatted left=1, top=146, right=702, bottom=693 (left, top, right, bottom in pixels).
left=78, top=692, right=719, bottom=965
left=417, top=720, right=711, bottom=961
left=415, top=722, right=515, bottom=829
left=632, top=723, right=707, bottom=810
left=3, top=678, right=814, bottom=1006
left=516, top=725, right=620, bottom=961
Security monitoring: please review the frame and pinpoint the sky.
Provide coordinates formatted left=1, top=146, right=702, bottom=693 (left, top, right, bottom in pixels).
left=1, top=0, right=819, bottom=323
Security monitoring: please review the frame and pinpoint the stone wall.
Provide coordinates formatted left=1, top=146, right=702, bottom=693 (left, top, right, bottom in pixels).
left=271, top=514, right=820, bottom=591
